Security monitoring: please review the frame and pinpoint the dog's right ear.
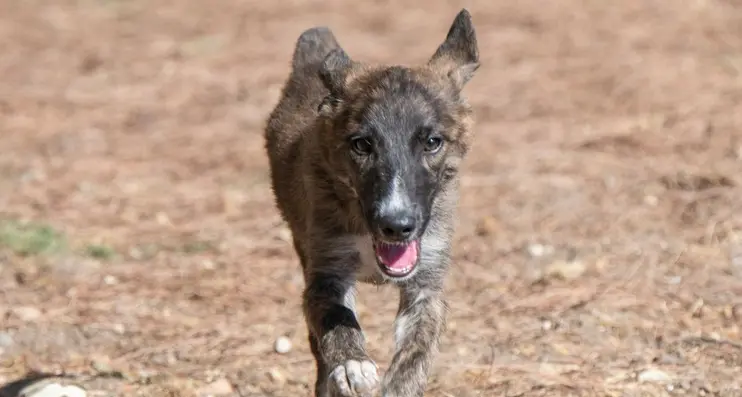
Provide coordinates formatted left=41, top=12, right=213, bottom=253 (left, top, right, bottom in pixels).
left=319, top=48, right=353, bottom=96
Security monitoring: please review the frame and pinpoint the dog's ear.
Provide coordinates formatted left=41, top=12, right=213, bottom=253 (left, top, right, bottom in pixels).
left=320, top=47, right=353, bottom=95
left=429, top=9, right=479, bottom=90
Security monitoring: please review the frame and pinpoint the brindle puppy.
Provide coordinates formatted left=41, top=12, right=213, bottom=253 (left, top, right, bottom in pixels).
left=264, top=9, right=479, bottom=397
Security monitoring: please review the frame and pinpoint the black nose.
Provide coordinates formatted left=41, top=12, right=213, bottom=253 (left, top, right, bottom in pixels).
left=377, top=212, right=417, bottom=241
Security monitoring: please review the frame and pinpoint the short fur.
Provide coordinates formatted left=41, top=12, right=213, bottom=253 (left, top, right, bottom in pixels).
left=264, top=9, right=479, bottom=397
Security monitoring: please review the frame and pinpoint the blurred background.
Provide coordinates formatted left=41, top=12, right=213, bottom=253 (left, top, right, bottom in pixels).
left=1, top=0, right=741, bottom=396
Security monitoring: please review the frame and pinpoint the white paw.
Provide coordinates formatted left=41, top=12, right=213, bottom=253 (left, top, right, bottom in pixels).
left=329, top=359, right=379, bottom=396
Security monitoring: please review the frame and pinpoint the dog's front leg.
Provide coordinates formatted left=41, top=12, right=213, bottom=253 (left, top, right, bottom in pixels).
left=304, top=271, right=379, bottom=397
left=382, top=285, right=447, bottom=397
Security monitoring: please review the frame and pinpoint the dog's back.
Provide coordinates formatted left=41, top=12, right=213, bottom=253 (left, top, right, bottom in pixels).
left=264, top=27, right=340, bottom=231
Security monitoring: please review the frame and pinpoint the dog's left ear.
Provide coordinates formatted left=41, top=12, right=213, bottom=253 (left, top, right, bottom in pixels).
left=429, top=9, right=480, bottom=90
left=320, top=48, right=353, bottom=96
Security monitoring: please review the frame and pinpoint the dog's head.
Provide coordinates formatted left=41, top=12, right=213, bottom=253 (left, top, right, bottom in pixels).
left=316, top=9, right=479, bottom=279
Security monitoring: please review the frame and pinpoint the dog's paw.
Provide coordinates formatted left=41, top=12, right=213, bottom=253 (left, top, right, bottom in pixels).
left=329, top=359, right=379, bottom=396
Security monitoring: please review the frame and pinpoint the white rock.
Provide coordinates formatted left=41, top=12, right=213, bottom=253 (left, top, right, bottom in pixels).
left=546, top=260, right=587, bottom=280
left=277, top=227, right=292, bottom=243
left=637, top=368, right=672, bottom=383
left=201, top=259, right=216, bottom=270
left=21, top=383, right=87, bottom=397
left=274, top=336, right=292, bottom=354
left=527, top=243, right=553, bottom=258
left=12, top=306, right=42, bottom=322
left=267, top=367, right=286, bottom=384
left=665, top=275, right=682, bottom=285
left=196, top=378, right=233, bottom=397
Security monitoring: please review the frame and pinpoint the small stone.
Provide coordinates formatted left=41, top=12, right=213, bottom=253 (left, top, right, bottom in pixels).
left=546, top=260, right=586, bottom=280
left=137, top=369, right=158, bottom=382
left=20, top=383, right=87, bottom=397
left=201, top=259, right=216, bottom=270
left=277, top=227, right=292, bottom=243
left=267, top=367, right=286, bottom=384
left=12, top=306, right=42, bottom=322
left=112, top=323, right=126, bottom=334
left=594, top=258, right=609, bottom=273
left=128, top=247, right=142, bottom=260
left=90, top=356, right=114, bottom=373
left=541, top=320, right=554, bottom=331
left=196, top=378, right=234, bottom=397
left=155, top=212, right=171, bottom=226
left=637, top=368, right=672, bottom=383
left=274, top=336, right=292, bottom=354
left=690, top=298, right=705, bottom=317
left=722, top=305, right=734, bottom=321
left=527, top=243, right=550, bottom=258
left=103, top=275, right=118, bottom=285
left=644, top=195, right=659, bottom=206
left=665, top=275, right=682, bottom=285
left=475, top=216, right=500, bottom=237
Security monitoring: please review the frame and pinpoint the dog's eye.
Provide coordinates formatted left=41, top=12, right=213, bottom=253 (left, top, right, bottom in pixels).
left=423, top=136, right=444, bottom=153
left=350, top=137, right=373, bottom=155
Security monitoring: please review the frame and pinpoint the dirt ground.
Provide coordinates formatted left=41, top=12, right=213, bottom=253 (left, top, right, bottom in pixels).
left=1, top=0, right=741, bottom=396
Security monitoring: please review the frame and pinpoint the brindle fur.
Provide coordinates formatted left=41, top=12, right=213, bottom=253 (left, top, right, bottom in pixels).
left=264, top=9, right=479, bottom=397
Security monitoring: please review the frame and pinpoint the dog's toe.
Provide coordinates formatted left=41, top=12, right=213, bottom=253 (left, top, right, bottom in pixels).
left=330, top=359, right=378, bottom=396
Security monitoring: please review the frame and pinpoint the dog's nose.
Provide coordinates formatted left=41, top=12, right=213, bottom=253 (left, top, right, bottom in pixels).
left=377, top=212, right=417, bottom=241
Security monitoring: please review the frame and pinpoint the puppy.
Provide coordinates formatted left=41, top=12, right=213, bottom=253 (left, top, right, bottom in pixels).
left=264, top=9, right=479, bottom=397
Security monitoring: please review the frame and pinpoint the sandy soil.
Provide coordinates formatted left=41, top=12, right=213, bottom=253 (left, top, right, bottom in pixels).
left=1, top=0, right=741, bottom=396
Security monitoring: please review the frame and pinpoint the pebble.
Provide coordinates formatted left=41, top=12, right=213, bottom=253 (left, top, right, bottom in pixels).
left=644, top=195, right=659, bottom=206
left=475, top=216, right=500, bottom=237
left=90, top=356, right=114, bottom=373
left=196, top=378, right=234, bottom=397
left=112, top=323, right=126, bottom=334
left=20, top=383, right=87, bottom=397
left=546, top=260, right=586, bottom=280
left=267, top=367, right=286, bottom=384
left=274, top=336, right=292, bottom=354
left=277, top=227, right=293, bottom=243
left=665, top=275, right=682, bottom=285
left=637, top=368, right=672, bottom=383
left=12, top=306, right=42, bottom=322
left=201, top=259, right=216, bottom=270
left=155, top=212, right=171, bottom=226
left=527, top=243, right=551, bottom=258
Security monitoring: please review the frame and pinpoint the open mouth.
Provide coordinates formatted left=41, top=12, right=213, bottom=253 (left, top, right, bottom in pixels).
left=373, top=239, right=420, bottom=278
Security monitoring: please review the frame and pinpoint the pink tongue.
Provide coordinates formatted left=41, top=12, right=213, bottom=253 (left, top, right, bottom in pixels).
left=375, top=241, right=419, bottom=269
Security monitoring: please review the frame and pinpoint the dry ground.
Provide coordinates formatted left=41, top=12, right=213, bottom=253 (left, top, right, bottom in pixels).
left=1, top=0, right=742, bottom=396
